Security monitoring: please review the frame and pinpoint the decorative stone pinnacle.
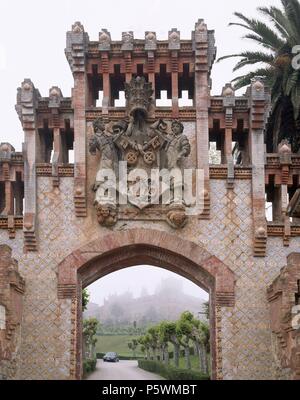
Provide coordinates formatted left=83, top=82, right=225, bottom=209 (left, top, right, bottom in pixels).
left=49, top=87, right=62, bottom=98
left=121, top=31, right=134, bottom=51
left=168, top=28, right=180, bottom=50
left=222, top=84, right=235, bottom=97
left=49, top=86, right=62, bottom=108
left=22, top=80, right=33, bottom=91
left=99, top=29, right=111, bottom=51
left=195, top=19, right=207, bottom=32
left=145, top=31, right=157, bottom=51
left=72, top=21, right=84, bottom=33
left=251, top=77, right=265, bottom=92
left=278, top=140, right=292, bottom=154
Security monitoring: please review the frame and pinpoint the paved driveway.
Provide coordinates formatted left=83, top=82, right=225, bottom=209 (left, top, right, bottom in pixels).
left=86, top=360, right=165, bottom=380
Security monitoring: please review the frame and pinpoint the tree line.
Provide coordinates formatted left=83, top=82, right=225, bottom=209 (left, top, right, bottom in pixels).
left=128, top=311, right=210, bottom=375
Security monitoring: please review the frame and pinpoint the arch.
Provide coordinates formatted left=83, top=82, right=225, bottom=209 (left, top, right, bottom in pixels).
left=57, top=229, right=236, bottom=380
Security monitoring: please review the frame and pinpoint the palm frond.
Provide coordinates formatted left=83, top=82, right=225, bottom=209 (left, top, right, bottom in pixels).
left=230, top=12, right=285, bottom=51
left=290, top=80, right=300, bottom=119
left=285, top=69, right=299, bottom=95
left=258, top=6, right=291, bottom=40
left=217, top=54, right=243, bottom=63
left=281, top=0, right=300, bottom=43
left=230, top=68, right=272, bottom=90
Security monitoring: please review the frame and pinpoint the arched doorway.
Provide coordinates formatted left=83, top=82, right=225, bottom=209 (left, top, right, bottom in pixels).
left=57, top=229, right=235, bottom=380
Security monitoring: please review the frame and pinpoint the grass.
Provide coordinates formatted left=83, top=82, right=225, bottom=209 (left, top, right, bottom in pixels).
left=95, top=335, right=204, bottom=371
left=95, top=335, right=144, bottom=357
left=176, top=355, right=199, bottom=370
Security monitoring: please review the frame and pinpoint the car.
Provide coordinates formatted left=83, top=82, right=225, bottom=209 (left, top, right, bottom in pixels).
left=103, top=352, right=119, bottom=362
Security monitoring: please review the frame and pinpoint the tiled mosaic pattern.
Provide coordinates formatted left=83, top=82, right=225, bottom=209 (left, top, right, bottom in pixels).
left=0, top=177, right=299, bottom=379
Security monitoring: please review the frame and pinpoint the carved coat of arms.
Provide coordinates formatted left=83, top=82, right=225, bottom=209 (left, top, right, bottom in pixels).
left=89, top=77, right=191, bottom=228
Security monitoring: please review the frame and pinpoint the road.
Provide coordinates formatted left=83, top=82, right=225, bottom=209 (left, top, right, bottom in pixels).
left=86, top=360, right=165, bottom=380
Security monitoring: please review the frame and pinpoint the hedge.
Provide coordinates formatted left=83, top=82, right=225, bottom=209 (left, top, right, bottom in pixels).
left=138, top=360, right=210, bottom=381
left=83, top=358, right=97, bottom=375
left=96, top=353, right=144, bottom=361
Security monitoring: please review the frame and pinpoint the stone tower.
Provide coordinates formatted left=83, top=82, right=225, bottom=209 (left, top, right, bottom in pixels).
left=0, top=20, right=299, bottom=380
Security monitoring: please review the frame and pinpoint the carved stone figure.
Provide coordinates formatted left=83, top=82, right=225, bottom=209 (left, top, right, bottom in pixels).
left=165, top=120, right=191, bottom=169
left=166, top=204, right=187, bottom=229
left=96, top=203, right=118, bottom=227
left=89, top=119, right=119, bottom=224
left=89, top=119, right=119, bottom=174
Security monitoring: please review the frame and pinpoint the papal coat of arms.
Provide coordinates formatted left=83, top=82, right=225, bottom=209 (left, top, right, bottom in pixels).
left=89, top=77, right=192, bottom=228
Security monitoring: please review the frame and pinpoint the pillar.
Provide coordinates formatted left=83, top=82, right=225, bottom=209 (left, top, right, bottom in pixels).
left=171, top=51, right=179, bottom=118
left=194, top=20, right=212, bottom=218
left=66, top=22, right=89, bottom=217
left=249, top=77, right=269, bottom=256
left=16, top=79, right=39, bottom=251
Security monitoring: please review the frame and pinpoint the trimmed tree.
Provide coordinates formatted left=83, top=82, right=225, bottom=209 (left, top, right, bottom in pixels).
left=128, top=339, right=138, bottom=358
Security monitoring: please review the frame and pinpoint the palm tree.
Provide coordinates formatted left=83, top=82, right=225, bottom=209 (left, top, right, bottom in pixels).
left=218, top=0, right=300, bottom=152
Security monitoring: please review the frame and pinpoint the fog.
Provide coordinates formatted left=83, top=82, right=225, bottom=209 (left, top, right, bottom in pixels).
left=87, top=265, right=209, bottom=306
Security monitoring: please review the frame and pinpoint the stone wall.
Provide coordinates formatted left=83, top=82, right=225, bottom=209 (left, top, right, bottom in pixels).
left=0, top=245, right=25, bottom=379
left=267, top=253, right=300, bottom=380
left=0, top=171, right=299, bottom=379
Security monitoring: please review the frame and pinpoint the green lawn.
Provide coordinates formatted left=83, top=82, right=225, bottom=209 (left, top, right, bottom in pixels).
left=95, top=335, right=144, bottom=357
left=176, top=355, right=199, bottom=370
left=95, top=335, right=203, bottom=371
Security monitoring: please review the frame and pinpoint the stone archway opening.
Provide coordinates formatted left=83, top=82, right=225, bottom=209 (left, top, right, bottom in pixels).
left=84, top=264, right=210, bottom=379
left=57, top=229, right=235, bottom=380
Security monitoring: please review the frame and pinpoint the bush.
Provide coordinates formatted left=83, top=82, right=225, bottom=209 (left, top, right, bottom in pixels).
left=83, top=358, right=97, bottom=375
left=138, top=360, right=210, bottom=381
left=96, top=353, right=143, bottom=361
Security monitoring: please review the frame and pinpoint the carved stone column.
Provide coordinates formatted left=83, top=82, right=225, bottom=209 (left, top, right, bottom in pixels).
left=147, top=51, right=156, bottom=110
left=194, top=20, right=216, bottom=218
left=249, top=77, right=269, bottom=257
left=171, top=51, right=179, bottom=118
left=122, top=32, right=134, bottom=85
left=222, top=84, right=236, bottom=189
left=278, top=141, right=292, bottom=246
left=49, top=87, right=63, bottom=188
left=16, top=79, right=40, bottom=252
left=146, top=32, right=157, bottom=111
left=66, top=22, right=89, bottom=217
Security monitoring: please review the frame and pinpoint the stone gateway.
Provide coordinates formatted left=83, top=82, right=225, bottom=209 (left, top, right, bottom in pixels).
left=0, top=20, right=299, bottom=380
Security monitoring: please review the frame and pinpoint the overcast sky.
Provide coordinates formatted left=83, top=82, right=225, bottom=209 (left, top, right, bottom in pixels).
left=88, top=266, right=209, bottom=306
left=0, top=0, right=282, bottom=150
left=0, top=0, right=281, bottom=305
